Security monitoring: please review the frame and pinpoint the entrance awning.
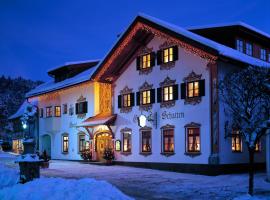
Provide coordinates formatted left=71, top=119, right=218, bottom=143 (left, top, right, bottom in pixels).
left=77, top=114, right=117, bottom=128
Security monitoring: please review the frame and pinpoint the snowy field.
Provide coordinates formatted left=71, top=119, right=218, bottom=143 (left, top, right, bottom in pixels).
left=0, top=151, right=269, bottom=200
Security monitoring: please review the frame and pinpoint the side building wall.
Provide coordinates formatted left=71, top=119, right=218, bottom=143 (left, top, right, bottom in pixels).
left=217, top=61, right=266, bottom=164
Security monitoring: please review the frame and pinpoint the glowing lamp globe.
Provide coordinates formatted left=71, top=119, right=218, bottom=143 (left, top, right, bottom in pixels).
left=138, top=115, right=147, bottom=128
left=22, top=123, right=27, bottom=129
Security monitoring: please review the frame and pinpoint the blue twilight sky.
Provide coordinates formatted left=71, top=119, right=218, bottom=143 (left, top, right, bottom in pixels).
left=0, top=0, right=269, bottom=81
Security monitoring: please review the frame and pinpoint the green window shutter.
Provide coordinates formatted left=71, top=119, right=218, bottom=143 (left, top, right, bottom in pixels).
left=173, top=45, right=178, bottom=61
left=136, top=92, right=141, bottom=106
left=150, top=89, right=155, bottom=103
left=173, top=84, right=179, bottom=100
left=181, top=83, right=186, bottom=99
left=83, top=102, right=88, bottom=113
left=136, top=56, right=141, bottom=70
left=157, top=87, right=162, bottom=103
left=130, top=93, right=135, bottom=107
left=199, top=79, right=205, bottom=96
left=75, top=103, right=79, bottom=114
left=150, top=52, right=156, bottom=67
left=118, top=95, right=122, bottom=108
left=157, top=50, right=163, bottom=65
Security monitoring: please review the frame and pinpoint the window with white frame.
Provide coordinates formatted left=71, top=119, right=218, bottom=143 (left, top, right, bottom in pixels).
left=236, top=39, right=244, bottom=52
left=260, top=49, right=266, bottom=60
left=245, top=42, right=253, bottom=56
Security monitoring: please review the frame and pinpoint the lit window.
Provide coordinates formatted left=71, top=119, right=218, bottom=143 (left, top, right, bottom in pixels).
left=55, top=106, right=61, bottom=117
left=62, top=135, right=69, bottom=153
left=187, top=81, right=199, bottom=98
left=163, top=47, right=174, bottom=63
left=63, top=104, right=68, bottom=114
left=123, top=94, right=131, bottom=107
left=245, top=42, right=253, bottom=56
left=162, top=129, right=174, bottom=153
left=260, top=49, right=266, bottom=60
left=255, top=141, right=261, bottom=152
left=78, top=134, right=85, bottom=152
left=142, top=54, right=151, bottom=69
left=46, top=107, right=52, bottom=117
left=187, top=128, right=200, bottom=152
left=163, top=86, right=173, bottom=102
left=141, top=130, right=151, bottom=153
left=232, top=130, right=242, bottom=152
left=236, top=39, right=244, bottom=52
left=122, top=132, right=131, bottom=153
left=142, top=90, right=151, bottom=105
left=40, top=108, right=43, bottom=118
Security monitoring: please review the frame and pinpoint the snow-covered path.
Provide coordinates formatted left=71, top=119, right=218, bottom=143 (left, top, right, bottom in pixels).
left=40, top=160, right=270, bottom=200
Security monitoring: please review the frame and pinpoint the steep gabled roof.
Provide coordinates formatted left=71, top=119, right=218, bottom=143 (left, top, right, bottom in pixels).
left=187, top=22, right=270, bottom=40
left=91, top=14, right=270, bottom=81
left=26, top=60, right=99, bottom=98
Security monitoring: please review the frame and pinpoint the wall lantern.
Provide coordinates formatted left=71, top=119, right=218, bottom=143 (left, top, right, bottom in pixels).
left=137, top=112, right=157, bottom=129
left=22, top=122, right=27, bottom=129
left=138, top=114, right=147, bottom=128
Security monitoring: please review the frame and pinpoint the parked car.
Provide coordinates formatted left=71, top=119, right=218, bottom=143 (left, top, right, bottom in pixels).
left=1, top=141, right=12, bottom=151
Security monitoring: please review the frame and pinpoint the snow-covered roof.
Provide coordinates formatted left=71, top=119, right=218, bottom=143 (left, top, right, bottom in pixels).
left=187, top=22, right=270, bottom=40
left=47, top=59, right=100, bottom=73
left=137, top=14, right=270, bottom=68
left=26, top=65, right=98, bottom=98
left=8, top=100, right=38, bottom=120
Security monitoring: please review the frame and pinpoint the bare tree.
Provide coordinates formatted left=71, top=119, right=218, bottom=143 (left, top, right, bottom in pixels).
left=220, top=66, right=270, bottom=196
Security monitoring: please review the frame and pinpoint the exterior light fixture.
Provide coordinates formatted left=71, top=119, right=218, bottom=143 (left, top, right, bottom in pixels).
left=138, top=114, right=147, bottom=128
left=22, top=122, right=27, bottom=129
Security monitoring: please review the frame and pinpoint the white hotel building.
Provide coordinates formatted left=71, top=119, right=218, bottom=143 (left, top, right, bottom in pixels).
left=26, top=14, right=270, bottom=174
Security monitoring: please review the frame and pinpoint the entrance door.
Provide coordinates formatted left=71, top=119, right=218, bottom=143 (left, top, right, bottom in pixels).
left=96, top=133, right=113, bottom=162
left=42, top=135, right=51, bottom=158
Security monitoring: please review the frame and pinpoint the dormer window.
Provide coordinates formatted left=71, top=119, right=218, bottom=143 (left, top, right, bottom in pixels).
left=260, top=49, right=266, bottom=61
left=236, top=39, right=243, bottom=52
left=245, top=42, right=253, bottom=56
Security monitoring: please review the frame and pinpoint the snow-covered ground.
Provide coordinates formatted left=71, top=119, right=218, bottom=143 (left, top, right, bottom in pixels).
left=0, top=152, right=132, bottom=200
left=0, top=151, right=269, bottom=200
